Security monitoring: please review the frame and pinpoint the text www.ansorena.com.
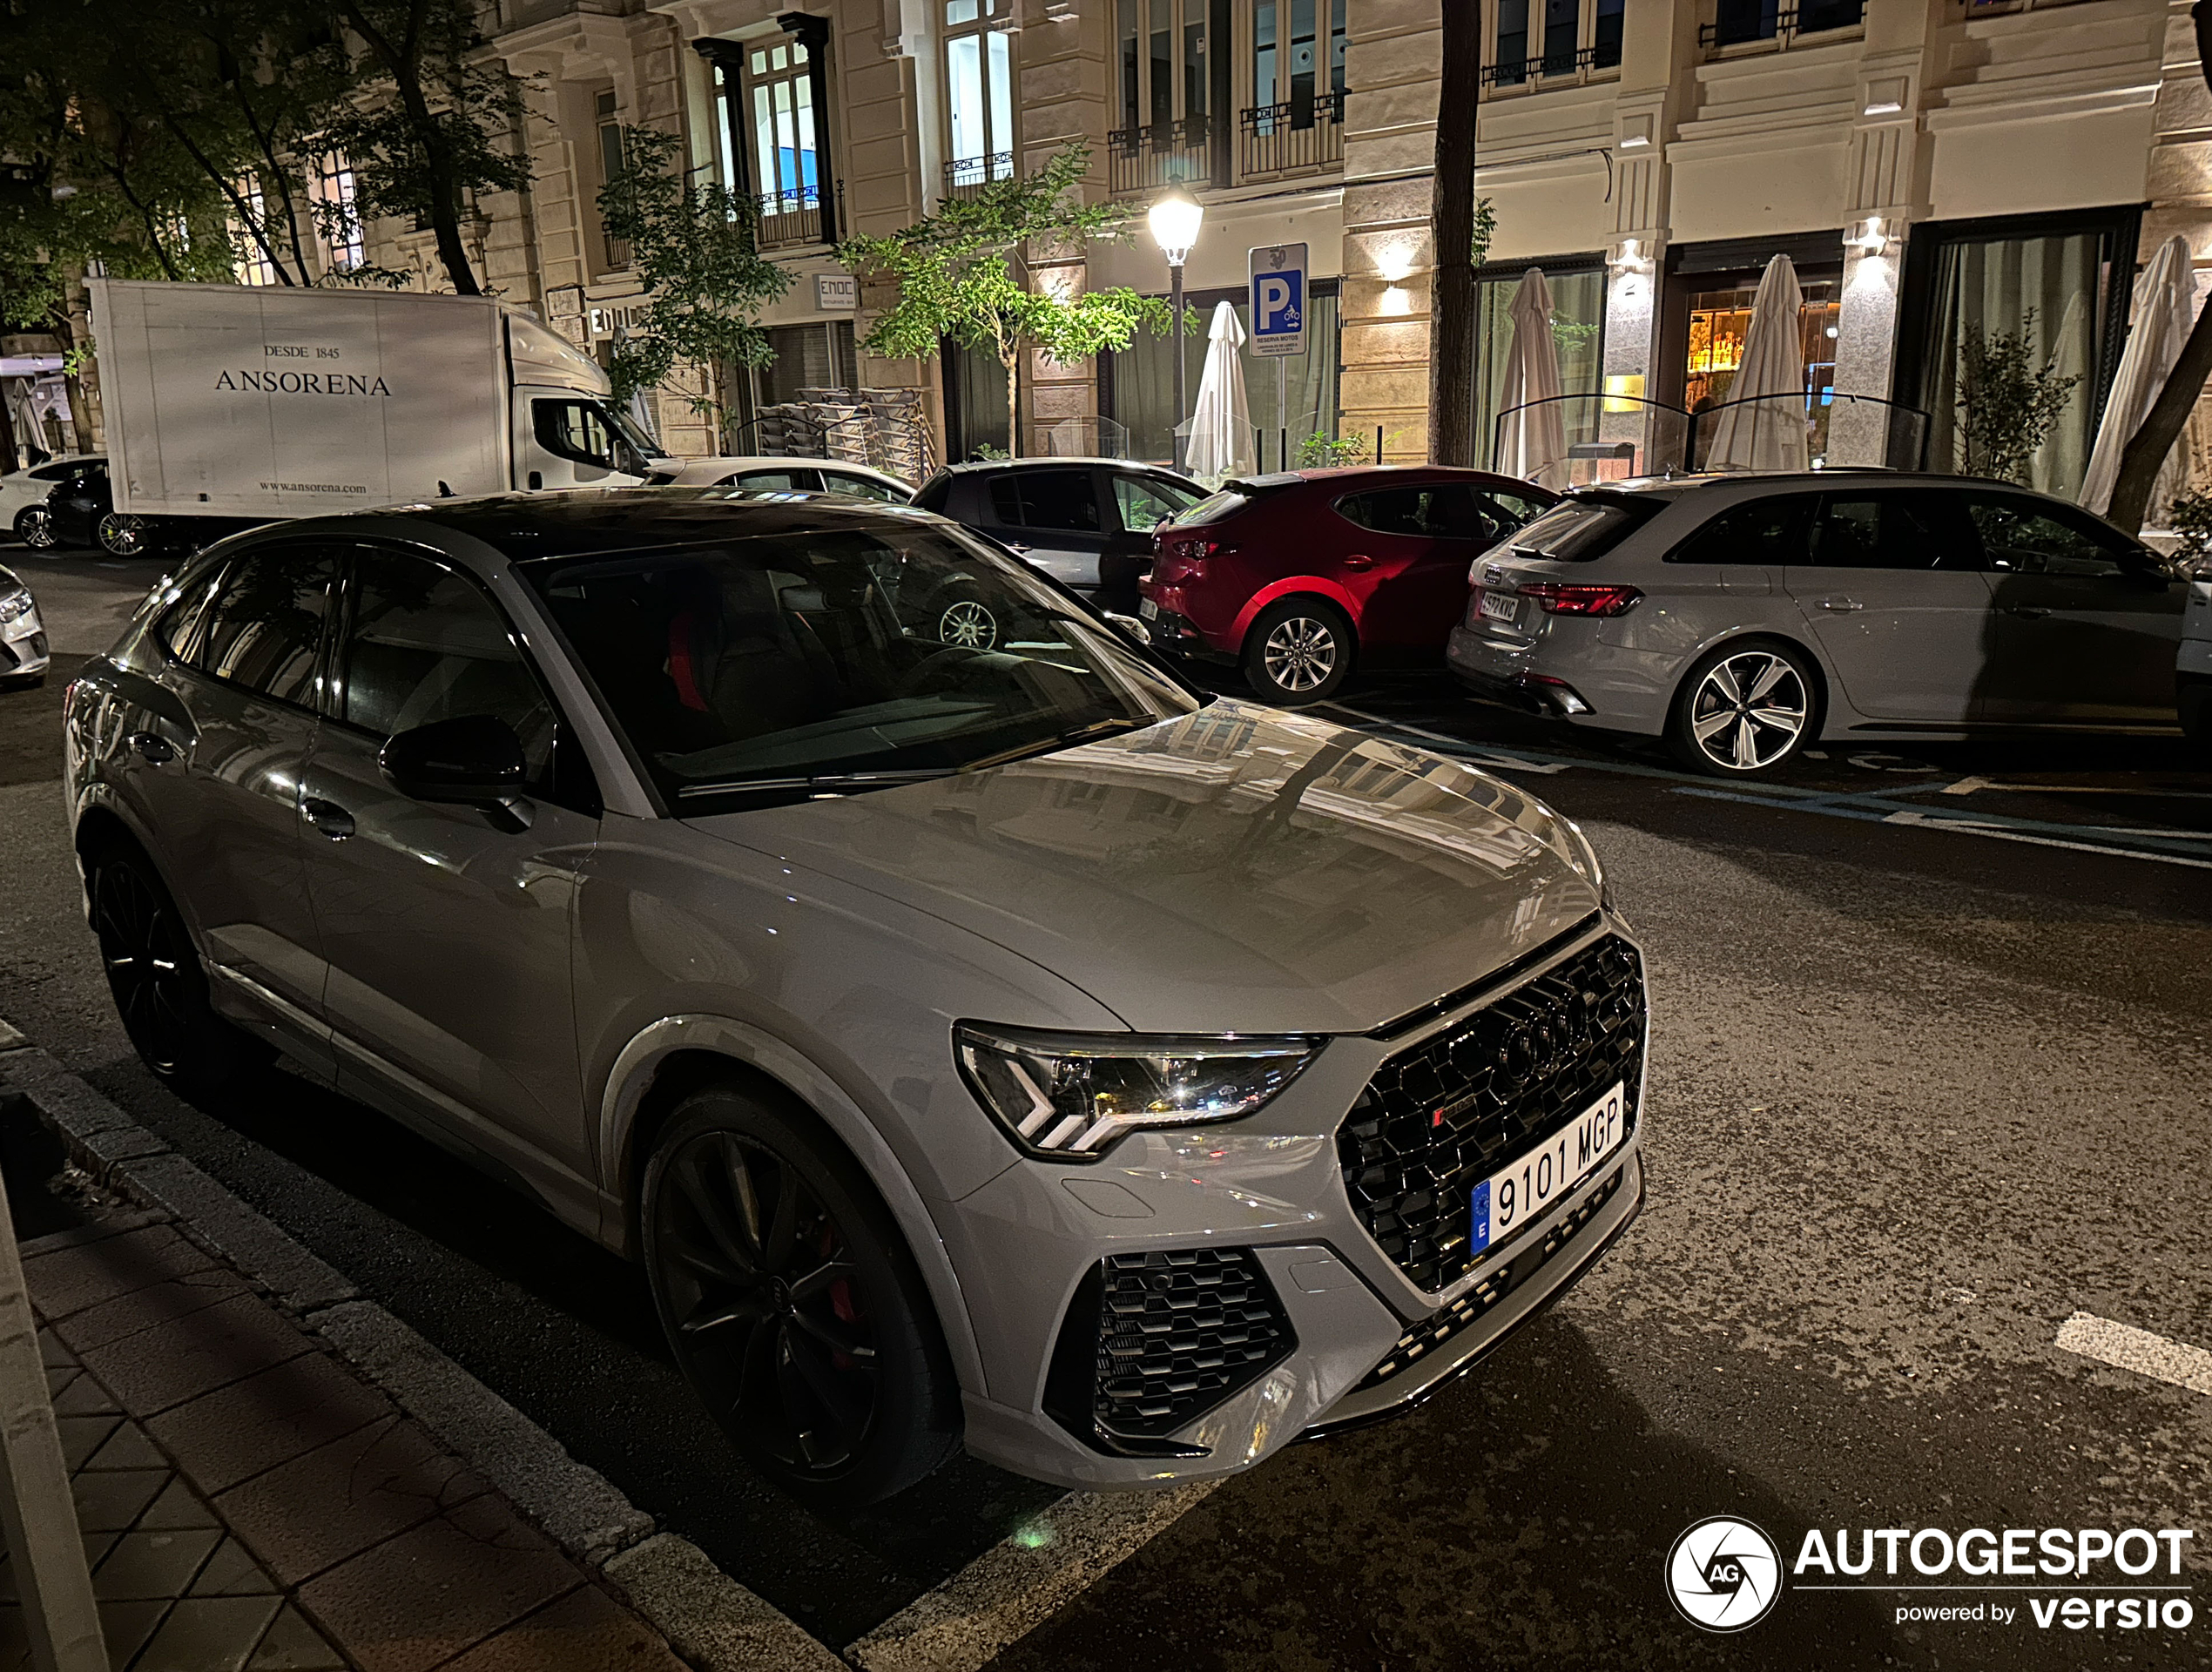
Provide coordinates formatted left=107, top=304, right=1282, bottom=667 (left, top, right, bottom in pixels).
left=259, top=482, right=369, bottom=494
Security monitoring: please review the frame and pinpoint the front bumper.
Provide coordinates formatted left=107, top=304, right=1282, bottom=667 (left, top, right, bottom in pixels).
left=0, top=603, right=49, bottom=679
left=942, top=917, right=1650, bottom=1489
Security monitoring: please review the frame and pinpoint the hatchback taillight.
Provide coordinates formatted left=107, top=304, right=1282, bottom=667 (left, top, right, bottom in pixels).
left=1515, top=582, right=1642, bottom=617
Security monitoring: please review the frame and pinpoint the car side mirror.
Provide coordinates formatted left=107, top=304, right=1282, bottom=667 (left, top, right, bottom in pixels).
left=380, top=715, right=526, bottom=805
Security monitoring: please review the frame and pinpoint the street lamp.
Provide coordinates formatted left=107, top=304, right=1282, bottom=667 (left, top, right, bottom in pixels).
left=1148, top=187, right=1204, bottom=470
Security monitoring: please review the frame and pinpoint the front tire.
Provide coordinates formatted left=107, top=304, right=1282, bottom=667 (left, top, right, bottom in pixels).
left=15, top=507, right=57, bottom=550
left=640, top=1087, right=960, bottom=1507
left=1241, top=597, right=1354, bottom=705
left=1667, top=638, right=1819, bottom=776
left=98, top=512, right=157, bottom=558
left=88, top=845, right=272, bottom=1091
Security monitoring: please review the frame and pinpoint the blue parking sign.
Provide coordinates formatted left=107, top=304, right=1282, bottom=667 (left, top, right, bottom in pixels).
left=1250, top=244, right=1308, bottom=358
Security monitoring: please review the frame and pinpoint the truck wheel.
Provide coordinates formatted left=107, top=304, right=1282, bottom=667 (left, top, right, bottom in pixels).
left=98, top=513, right=157, bottom=558
left=15, top=507, right=57, bottom=550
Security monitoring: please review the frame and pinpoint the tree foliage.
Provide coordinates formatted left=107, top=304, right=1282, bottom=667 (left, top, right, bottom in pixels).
left=1956, top=310, right=2080, bottom=486
left=836, top=145, right=1188, bottom=456
left=596, top=123, right=789, bottom=439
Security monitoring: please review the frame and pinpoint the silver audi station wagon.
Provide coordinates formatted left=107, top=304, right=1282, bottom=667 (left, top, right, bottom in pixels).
left=63, top=490, right=1646, bottom=1503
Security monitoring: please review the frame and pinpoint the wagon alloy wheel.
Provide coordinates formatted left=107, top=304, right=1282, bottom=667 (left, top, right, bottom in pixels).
left=1262, top=616, right=1339, bottom=693
left=654, top=1129, right=880, bottom=1475
left=936, top=597, right=998, bottom=649
left=93, top=860, right=193, bottom=1075
left=1687, top=650, right=1808, bottom=772
left=98, top=512, right=150, bottom=557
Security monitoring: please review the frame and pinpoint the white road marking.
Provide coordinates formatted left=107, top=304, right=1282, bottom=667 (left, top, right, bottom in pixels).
left=2055, top=1312, right=2212, bottom=1398
left=1939, top=779, right=2212, bottom=800
left=1940, top=776, right=1993, bottom=796
left=1323, top=704, right=1570, bottom=772
left=1879, top=810, right=2212, bottom=869
left=844, top=1482, right=1221, bottom=1672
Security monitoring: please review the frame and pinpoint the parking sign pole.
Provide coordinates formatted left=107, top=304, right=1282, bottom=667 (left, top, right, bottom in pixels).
left=1250, top=242, right=1309, bottom=473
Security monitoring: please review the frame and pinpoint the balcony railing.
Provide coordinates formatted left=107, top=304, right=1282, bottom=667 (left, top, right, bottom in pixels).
left=1107, top=116, right=1215, bottom=196
left=601, top=233, right=633, bottom=273
left=755, top=185, right=823, bottom=249
left=944, top=152, right=1015, bottom=199
left=1700, top=1, right=1865, bottom=51
left=1238, top=91, right=1344, bottom=179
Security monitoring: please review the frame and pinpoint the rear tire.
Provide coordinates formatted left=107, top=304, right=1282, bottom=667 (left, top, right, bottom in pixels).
left=1666, top=637, right=1819, bottom=776
left=1240, top=597, right=1354, bottom=706
left=640, top=1086, right=961, bottom=1508
left=15, top=507, right=57, bottom=551
left=97, top=512, right=158, bottom=558
left=87, top=844, right=273, bottom=1092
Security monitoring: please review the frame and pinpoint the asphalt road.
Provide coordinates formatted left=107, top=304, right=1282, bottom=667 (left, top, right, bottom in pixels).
left=3, top=547, right=2209, bottom=1669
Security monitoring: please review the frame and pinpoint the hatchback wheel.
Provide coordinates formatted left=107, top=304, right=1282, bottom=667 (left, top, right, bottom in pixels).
left=15, top=507, right=57, bottom=550
left=1242, top=597, right=1353, bottom=705
left=641, top=1088, right=960, bottom=1507
left=98, top=512, right=154, bottom=558
left=90, top=846, right=271, bottom=1090
left=931, top=588, right=999, bottom=651
left=1668, top=639, right=1817, bottom=775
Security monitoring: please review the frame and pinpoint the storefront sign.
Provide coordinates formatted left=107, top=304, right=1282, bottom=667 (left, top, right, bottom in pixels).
left=816, top=273, right=860, bottom=311
left=1250, top=244, right=1307, bottom=358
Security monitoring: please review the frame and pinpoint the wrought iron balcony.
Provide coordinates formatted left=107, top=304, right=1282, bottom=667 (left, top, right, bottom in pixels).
left=1106, top=116, right=1215, bottom=197
left=754, top=185, right=824, bottom=249
left=1238, top=90, right=1344, bottom=180
left=944, top=152, right=1015, bottom=200
left=1699, top=1, right=1865, bottom=51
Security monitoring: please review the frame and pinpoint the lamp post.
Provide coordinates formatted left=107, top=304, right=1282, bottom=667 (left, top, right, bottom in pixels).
left=1148, top=187, right=1204, bottom=471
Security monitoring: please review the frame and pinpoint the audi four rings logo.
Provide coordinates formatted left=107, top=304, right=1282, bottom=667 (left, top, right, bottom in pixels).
left=1668, top=1517, right=1784, bottom=1631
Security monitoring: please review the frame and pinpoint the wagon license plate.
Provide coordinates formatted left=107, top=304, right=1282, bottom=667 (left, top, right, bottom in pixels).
left=1478, top=588, right=1520, bottom=624
left=1470, top=1082, right=1625, bottom=1257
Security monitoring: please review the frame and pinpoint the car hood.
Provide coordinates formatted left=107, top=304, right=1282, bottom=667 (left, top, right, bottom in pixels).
left=682, top=701, right=1603, bottom=1035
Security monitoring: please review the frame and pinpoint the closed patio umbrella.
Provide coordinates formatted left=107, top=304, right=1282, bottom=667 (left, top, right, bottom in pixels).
left=2081, top=234, right=2196, bottom=518
left=1704, top=254, right=1809, bottom=473
left=1497, top=268, right=1570, bottom=488
left=1184, top=300, right=1256, bottom=482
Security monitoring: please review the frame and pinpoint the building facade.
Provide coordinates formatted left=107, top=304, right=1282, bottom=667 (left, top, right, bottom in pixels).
left=287, top=0, right=2209, bottom=501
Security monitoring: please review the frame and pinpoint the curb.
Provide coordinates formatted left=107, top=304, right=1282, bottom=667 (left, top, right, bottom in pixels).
left=0, top=1033, right=845, bottom=1672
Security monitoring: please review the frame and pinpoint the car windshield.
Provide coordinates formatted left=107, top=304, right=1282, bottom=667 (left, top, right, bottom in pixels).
left=523, top=524, right=1199, bottom=810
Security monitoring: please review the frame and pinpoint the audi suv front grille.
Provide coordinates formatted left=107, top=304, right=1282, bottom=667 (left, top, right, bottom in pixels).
left=1338, top=934, right=1645, bottom=1290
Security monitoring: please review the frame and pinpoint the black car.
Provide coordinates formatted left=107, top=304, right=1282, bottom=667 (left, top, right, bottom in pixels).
left=912, top=457, right=1208, bottom=613
left=18, top=460, right=111, bottom=552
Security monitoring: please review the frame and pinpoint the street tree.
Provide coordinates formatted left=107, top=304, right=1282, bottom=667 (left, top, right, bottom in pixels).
left=836, top=144, right=1186, bottom=457
left=597, top=123, right=789, bottom=446
left=1427, top=2, right=1481, bottom=467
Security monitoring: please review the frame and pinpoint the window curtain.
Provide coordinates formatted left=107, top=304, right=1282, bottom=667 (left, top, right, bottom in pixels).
left=952, top=342, right=1010, bottom=458
left=1107, top=288, right=1341, bottom=468
left=1471, top=267, right=1605, bottom=472
left=1921, top=232, right=2103, bottom=497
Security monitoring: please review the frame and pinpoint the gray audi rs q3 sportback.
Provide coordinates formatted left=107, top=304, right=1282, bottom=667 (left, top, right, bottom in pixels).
left=64, top=490, right=1647, bottom=1504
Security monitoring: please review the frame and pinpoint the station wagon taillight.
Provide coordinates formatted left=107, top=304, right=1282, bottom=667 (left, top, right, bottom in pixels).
left=1515, top=582, right=1642, bottom=617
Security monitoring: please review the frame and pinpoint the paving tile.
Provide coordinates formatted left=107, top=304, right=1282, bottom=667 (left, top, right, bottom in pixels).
left=71, top=1467, right=168, bottom=1533
left=83, top=1420, right=168, bottom=1472
left=216, top=1417, right=485, bottom=1587
left=47, top=1364, right=76, bottom=1399
left=188, top=1539, right=280, bottom=1599
left=296, top=1497, right=581, bottom=1672
left=439, top=1584, right=689, bottom=1672
left=133, top=1594, right=283, bottom=1672
left=23, top=1224, right=219, bottom=1319
left=245, top=1605, right=347, bottom=1670
left=39, top=1329, right=78, bottom=1369
left=0, top=1534, right=120, bottom=1603
left=137, top=1478, right=220, bottom=1533
left=91, top=1527, right=222, bottom=1601
left=148, top=1352, right=394, bottom=1496
left=79, top=1293, right=312, bottom=1417
left=98, top=1596, right=171, bottom=1667
left=57, top=1413, right=121, bottom=1469
left=52, top=1374, right=121, bottom=1418
left=52, top=1265, right=252, bottom=1355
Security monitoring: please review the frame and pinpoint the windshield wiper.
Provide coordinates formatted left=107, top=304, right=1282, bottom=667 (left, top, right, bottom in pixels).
left=958, top=717, right=1154, bottom=775
left=676, top=768, right=954, bottom=800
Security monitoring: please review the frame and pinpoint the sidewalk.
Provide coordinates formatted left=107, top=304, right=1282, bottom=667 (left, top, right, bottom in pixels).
left=6, top=1205, right=690, bottom=1670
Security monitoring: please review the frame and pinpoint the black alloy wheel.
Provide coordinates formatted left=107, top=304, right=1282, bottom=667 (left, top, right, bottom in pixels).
left=90, top=846, right=268, bottom=1089
left=642, top=1090, right=958, bottom=1507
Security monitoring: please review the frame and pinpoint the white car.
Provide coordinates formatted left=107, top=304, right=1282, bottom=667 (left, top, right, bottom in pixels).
left=4, top=455, right=102, bottom=544
left=0, top=563, right=49, bottom=687
left=658, top=455, right=913, bottom=502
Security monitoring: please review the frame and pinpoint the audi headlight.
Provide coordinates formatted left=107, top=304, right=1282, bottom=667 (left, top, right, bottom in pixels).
left=0, top=590, right=31, bottom=625
left=954, top=1024, right=1323, bottom=1161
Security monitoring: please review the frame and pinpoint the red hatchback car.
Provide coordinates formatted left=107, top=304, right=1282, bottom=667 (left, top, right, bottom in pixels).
left=1138, top=466, right=1558, bottom=704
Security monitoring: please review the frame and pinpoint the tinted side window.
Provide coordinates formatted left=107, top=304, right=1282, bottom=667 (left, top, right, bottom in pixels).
left=153, top=561, right=230, bottom=664
left=1001, top=470, right=1103, bottom=533
left=1968, top=496, right=2132, bottom=577
left=1667, top=495, right=1819, bottom=565
left=533, top=399, right=619, bottom=469
left=822, top=470, right=908, bottom=503
left=189, top=549, right=336, bottom=706
left=1112, top=474, right=1201, bottom=533
left=1335, top=487, right=1432, bottom=536
left=1424, top=484, right=1506, bottom=543
left=725, top=469, right=816, bottom=492
left=339, top=552, right=556, bottom=784
left=1485, top=489, right=1554, bottom=528
left=1811, top=494, right=1983, bottom=572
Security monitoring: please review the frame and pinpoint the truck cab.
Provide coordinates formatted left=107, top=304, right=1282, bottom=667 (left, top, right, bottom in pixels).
left=504, top=314, right=674, bottom=491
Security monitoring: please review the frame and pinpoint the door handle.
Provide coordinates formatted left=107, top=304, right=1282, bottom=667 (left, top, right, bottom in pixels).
left=302, top=797, right=355, bottom=841
left=127, top=731, right=176, bottom=765
left=2005, top=604, right=2051, bottom=618
left=1342, top=554, right=1374, bottom=572
left=1815, top=597, right=1864, bottom=612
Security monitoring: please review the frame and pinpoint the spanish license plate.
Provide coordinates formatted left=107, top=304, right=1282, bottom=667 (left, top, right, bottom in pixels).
left=1470, top=1082, right=1625, bottom=1257
left=1478, top=588, right=1519, bottom=624
left=1138, top=597, right=1159, bottom=620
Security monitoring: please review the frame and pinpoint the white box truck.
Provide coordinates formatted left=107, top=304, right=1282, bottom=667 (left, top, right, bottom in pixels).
left=85, top=279, right=676, bottom=552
